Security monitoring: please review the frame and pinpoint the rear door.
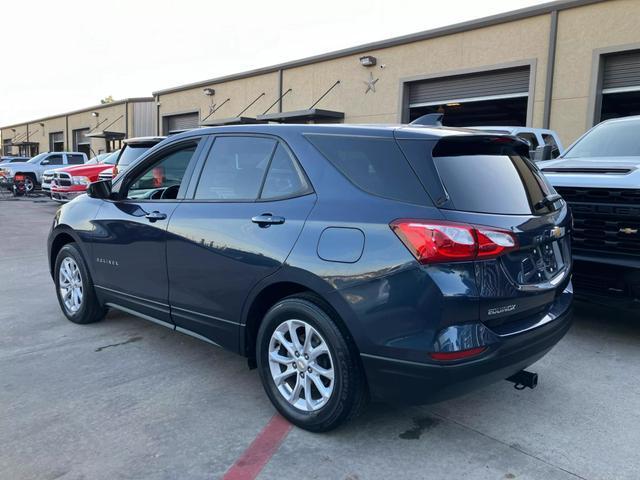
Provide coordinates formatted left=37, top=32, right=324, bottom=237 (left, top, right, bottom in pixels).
left=166, top=134, right=316, bottom=350
left=399, top=135, right=572, bottom=331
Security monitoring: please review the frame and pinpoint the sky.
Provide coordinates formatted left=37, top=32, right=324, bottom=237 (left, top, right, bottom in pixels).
left=0, top=0, right=549, bottom=126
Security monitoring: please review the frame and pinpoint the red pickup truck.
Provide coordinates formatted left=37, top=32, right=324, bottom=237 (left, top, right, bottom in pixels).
left=49, top=151, right=119, bottom=202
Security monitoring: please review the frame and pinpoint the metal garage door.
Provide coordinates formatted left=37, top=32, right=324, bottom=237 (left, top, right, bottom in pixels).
left=163, top=112, right=199, bottom=135
left=599, top=50, right=640, bottom=122
left=602, top=50, right=640, bottom=93
left=408, top=67, right=530, bottom=107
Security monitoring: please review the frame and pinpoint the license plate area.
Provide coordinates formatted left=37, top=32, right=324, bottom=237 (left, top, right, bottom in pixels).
left=519, top=239, right=566, bottom=284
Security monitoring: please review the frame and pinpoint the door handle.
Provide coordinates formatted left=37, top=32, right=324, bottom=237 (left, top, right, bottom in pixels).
left=251, top=213, right=285, bottom=227
left=145, top=211, right=167, bottom=222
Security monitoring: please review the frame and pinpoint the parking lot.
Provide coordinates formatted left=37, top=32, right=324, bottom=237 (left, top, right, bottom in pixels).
left=0, top=196, right=638, bottom=480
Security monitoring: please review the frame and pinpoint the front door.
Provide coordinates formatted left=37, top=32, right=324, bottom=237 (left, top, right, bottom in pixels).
left=90, top=139, right=202, bottom=324
left=167, top=135, right=316, bottom=350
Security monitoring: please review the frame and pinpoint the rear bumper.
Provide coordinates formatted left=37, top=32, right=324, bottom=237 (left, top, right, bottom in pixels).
left=361, top=292, right=573, bottom=404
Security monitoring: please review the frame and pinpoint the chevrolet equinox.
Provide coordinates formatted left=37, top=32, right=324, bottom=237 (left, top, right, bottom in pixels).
left=48, top=124, right=573, bottom=432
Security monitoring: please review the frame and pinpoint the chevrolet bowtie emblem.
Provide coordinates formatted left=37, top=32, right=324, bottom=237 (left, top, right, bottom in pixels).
left=619, top=227, right=638, bottom=235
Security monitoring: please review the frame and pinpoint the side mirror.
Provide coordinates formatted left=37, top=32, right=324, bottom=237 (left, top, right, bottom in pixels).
left=533, top=145, right=553, bottom=162
left=86, top=179, right=112, bottom=199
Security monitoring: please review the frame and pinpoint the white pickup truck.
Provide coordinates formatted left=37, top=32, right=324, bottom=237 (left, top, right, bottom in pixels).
left=0, top=151, right=87, bottom=193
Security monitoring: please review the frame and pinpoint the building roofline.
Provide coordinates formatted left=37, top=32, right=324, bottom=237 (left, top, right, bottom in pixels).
left=152, top=0, right=604, bottom=96
left=1, top=97, right=154, bottom=130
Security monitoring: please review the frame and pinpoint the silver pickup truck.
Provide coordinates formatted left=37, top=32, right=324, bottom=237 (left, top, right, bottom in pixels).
left=540, top=115, right=640, bottom=310
left=0, top=151, right=87, bottom=193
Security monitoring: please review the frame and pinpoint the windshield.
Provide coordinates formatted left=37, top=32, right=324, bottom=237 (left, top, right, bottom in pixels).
left=103, top=150, right=120, bottom=165
left=27, top=152, right=49, bottom=164
left=117, top=145, right=151, bottom=167
left=565, top=119, right=640, bottom=158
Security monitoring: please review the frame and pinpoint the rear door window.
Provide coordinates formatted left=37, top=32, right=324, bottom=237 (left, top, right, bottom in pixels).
left=46, top=154, right=64, bottom=166
left=433, top=154, right=556, bottom=215
left=305, top=134, right=429, bottom=204
left=67, top=154, right=85, bottom=165
left=516, top=133, right=539, bottom=149
left=542, top=134, right=561, bottom=158
left=194, top=136, right=276, bottom=200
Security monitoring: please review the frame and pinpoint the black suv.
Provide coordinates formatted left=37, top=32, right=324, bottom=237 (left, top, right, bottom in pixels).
left=48, top=124, right=573, bottom=431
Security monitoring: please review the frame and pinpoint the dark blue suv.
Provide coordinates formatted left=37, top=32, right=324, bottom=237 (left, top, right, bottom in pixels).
left=48, top=124, right=573, bottom=431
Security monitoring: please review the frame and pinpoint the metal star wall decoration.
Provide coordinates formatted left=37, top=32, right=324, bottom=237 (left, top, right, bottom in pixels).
left=364, top=72, right=379, bottom=94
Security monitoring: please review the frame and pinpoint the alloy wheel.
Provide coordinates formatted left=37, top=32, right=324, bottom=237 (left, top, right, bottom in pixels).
left=24, top=177, right=34, bottom=193
left=59, top=257, right=83, bottom=313
left=268, top=319, right=335, bottom=412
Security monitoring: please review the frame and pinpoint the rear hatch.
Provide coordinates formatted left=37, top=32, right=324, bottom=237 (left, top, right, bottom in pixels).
left=397, top=133, right=572, bottom=332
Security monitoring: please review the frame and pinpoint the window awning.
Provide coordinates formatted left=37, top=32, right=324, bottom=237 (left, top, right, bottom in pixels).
left=256, top=108, right=344, bottom=124
left=200, top=116, right=267, bottom=127
left=85, top=131, right=126, bottom=140
left=10, top=141, right=39, bottom=147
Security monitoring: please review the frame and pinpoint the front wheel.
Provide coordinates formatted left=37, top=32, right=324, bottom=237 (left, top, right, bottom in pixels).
left=256, top=295, right=368, bottom=432
left=54, top=244, right=107, bottom=324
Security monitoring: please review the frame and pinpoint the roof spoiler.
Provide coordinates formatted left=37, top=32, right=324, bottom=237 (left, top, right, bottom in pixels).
left=432, top=135, right=530, bottom=157
left=410, top=113, right=444, bottom=127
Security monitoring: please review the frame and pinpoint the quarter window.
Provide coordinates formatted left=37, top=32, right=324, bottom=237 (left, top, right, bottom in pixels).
left=305, top=134, right=429, bottom=205
left=195, top=136, right=276, bottom=200
left=260, top=144, right=310, bottom=200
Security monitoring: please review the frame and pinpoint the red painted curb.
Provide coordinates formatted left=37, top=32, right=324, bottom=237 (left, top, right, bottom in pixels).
left=222, top=414, right=292, bottom=480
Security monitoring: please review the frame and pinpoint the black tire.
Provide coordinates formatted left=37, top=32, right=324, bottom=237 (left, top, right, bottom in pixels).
left=256, top=294, right=368, bottom=432
left=54, top=243, right=107, bottom=324
left=23, top=174, right=36, bottom=194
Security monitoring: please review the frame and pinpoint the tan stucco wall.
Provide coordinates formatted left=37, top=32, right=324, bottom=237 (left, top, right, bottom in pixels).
left=551, top=0, right=640, bottom=145
left=157, top=71, right=280, bottom=132
left=158, top=14, right=551, bottom=129
left=5, top=1, right=640, bottom=153
left=1, top=100, right=152, bottom=156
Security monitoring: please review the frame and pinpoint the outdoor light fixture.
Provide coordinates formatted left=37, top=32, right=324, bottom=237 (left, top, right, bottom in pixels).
left=446, top=103, right=461, bottom=107
left=91, top=111, right=99, bottom=117
left=203, top=88, right=215, bottom=96
left=39, top=122, right=44, bottom=127
left=359, top=55, right=377, bottom=67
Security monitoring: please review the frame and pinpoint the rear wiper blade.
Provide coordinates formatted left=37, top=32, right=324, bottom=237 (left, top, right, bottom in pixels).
left=535, top=193, right=562, bottom=211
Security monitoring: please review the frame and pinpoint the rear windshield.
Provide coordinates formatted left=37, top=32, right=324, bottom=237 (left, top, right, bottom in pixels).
left=305, top=134, right=430, bottom=205
left=118, top=145, right=152, bottom=167
left=433, top=154, right=556, bottom=215
left=564, top=119, right=640, bottom=158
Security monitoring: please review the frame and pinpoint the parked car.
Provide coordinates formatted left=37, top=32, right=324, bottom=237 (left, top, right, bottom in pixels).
left=0, top=151, right=87, bottom=193
left=97, top=137, right=165, bottom=181
left=49, top=151, right=120, bottom=202
left=539, top=115, right=640, bottom=309
left=0, top=156, right=30, bottom=165
left=48, top=124, right=573, bottom=432
left=471, top=127, right=564, bottom=160
left=42, top=152, right=114, bottom=192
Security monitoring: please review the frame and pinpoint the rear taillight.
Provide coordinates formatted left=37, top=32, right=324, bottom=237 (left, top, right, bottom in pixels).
left=390, top=219, right=517, bottom=264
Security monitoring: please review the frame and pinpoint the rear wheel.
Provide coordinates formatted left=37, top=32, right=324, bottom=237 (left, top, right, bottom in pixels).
left=256, top=295, right=368, bottom=432
left=23, top=174, right=36, bottom=193
left=54, top=244, right=107, bottom=324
